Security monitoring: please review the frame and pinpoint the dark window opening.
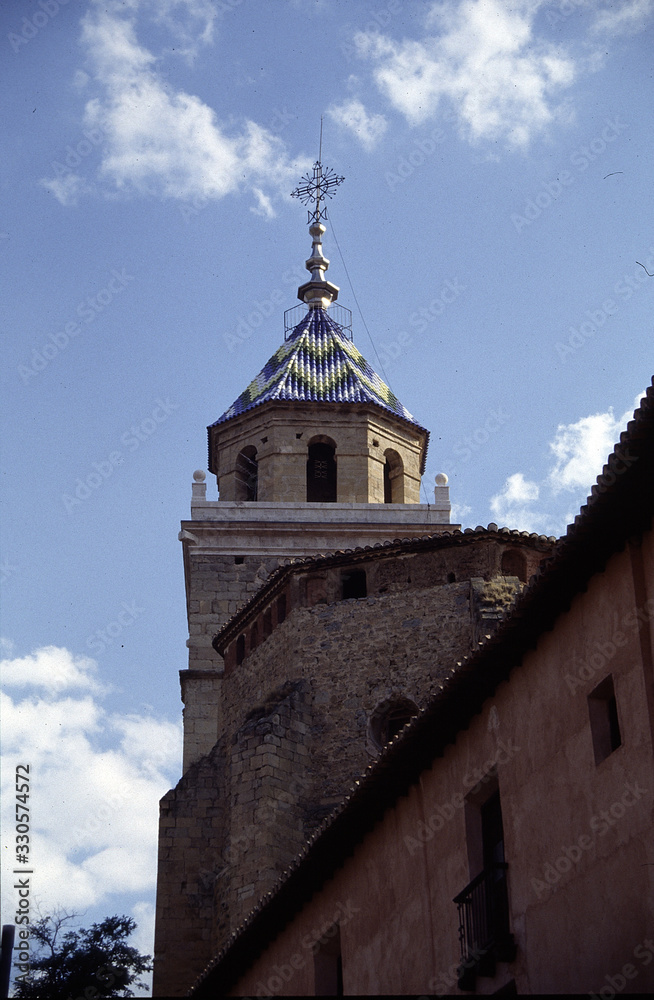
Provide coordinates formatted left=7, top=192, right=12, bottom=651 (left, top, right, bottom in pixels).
left=313, top=924, right=343, bottom=996
left=276, top=594, right=286, bottom=624
left=370, top=698, right=419, bottom=749
left=383, top=460, right=392, bottom=503
left=588, top=675, right=622, bottom=764
left=456, top=785, right=515, bottom=990
left=501, top=549, right=527, bottom=583
left=448, top=572, right=456, bottom=583
left=263, top=608, right=273, bottom=638
left=380, top=707, right=413, bottom=743
left=235, top=634, right=245, bottom=666
left=383, top=450, right=404, bottom=503
left=235, top=446, right=258, bottom=501
left=234, top=556, right=244, bottom=565
left=250, top=621, right=258, bottom=651
left=307, top=441, right=337, bottom=502
left=341, top=569, right=367, bottom=599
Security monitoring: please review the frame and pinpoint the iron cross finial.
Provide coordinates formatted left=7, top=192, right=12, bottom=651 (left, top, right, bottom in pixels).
left=291, top=162, right=345, bottom=224
left=291, top=121, right=345, bottom=226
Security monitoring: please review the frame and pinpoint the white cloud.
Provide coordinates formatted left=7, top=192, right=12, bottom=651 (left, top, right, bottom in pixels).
left=354, top=0, right=576, bottom=147
left=490, top=472, right=541, bottom=529
left=1, top=644, right=108, bottom=695
left=548, top=409, right=625, bottom=494
left=40, top=0, right=309, bottom=213
left=327, top=99, right=388, bottom=151
left=1, top=644, right=181, bottom=925
left=39, top=173, right=93, bottom=207
left=592, top=0, right=654, bottom=36
left=488, top=396, right=643, bottom=534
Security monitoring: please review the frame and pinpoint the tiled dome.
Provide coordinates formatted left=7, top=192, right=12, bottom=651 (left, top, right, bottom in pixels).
left=212, top=308, right=423, bottom=430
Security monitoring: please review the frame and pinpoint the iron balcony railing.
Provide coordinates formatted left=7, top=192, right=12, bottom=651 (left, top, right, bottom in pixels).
left=453, top=863, right=516, bottom=989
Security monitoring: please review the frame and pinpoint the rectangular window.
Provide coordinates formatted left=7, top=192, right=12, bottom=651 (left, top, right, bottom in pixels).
left=313, top=924, right=343, bottom=996
left=588, top=675, right=622, bottom=764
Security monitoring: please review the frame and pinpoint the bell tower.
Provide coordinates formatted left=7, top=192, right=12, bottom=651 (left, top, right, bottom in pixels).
left=181, top=157, right=454, bottom=770
left=154, top=152, right=456, bottom=996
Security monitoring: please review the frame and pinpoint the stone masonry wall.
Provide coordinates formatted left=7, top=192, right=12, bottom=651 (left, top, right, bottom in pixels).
left=220, top=680, right=313, bottom=936
left=153, top=739, right=228, bottom=998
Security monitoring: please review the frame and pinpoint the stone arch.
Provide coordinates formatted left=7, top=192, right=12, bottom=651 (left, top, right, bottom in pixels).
left=383, top=449, right=404, bottom=503
left=307, top=436, right=337, bottom=502
left=235, top=446, right=258, bottom=501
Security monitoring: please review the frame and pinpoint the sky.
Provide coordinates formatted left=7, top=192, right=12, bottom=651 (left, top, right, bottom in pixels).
left=1, top=0, right=653, bottom=993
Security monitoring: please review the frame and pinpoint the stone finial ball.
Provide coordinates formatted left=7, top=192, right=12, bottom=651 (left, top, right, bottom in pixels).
left=193, top=470, right=206, bottom=482
left=435, top=473, right=448, bottom=486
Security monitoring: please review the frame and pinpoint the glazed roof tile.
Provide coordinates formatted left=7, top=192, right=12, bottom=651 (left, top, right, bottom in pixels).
left=211, top=307, right=424, bottom=430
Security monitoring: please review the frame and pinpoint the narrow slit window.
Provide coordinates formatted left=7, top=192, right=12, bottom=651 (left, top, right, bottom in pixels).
left=588, top=675, right=622, bottom=764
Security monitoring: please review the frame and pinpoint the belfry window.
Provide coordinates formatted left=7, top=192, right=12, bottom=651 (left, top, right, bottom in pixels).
left=235, top=446, right=258, bottom=501
left=307, top=440, right=337, bottom=502
left=383, top=450, right=404, bottom=503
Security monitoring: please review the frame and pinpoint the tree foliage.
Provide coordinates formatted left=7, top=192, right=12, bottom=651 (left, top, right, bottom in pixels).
left=13, top=912, right=152, bottom=999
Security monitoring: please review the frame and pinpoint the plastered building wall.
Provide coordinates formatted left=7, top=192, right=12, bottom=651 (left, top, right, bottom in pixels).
left=228, top=529, right=654, bottom=997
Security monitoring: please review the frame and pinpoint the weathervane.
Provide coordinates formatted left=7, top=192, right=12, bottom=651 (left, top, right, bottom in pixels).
left=291, top=119, right=344, bottom=225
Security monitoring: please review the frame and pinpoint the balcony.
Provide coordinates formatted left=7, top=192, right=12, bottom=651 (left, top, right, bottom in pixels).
left=453, top=863, right=516, bottom=991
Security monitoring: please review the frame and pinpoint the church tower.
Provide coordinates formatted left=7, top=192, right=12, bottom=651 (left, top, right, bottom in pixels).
left=179, top=159, right=454, bottom=773
left=153, top=158, right=460, bottom=995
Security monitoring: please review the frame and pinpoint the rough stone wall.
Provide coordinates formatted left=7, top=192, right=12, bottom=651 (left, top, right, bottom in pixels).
left=183, top=551, right=282, bottom=770
left=221, top=680, right=313, bottom=934
left=187, top=551, right=280, bottom=667
left=224, top=582, right=478, bottom=806
left=153, top=740, right=228, bottom=998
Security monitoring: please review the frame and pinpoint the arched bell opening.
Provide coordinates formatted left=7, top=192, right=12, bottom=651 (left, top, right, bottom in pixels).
left=383, top=449, right=404, bottom=504
left=235, top=446, right=258, bottom=501
left=307, top=437, right=337, bottom=502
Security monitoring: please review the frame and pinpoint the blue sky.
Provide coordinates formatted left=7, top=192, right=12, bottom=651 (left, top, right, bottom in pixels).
left=1, top=0, right=653, bottom=991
